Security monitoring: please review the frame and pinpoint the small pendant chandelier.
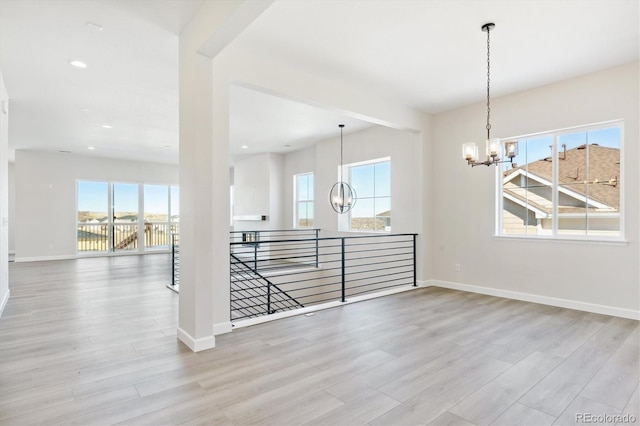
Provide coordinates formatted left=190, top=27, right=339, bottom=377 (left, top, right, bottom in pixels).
left=462, top=23, right=518, bottom=167
left=329, top=124, right=356, bottom=214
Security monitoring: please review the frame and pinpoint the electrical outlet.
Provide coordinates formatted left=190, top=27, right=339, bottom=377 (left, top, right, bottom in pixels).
left=455, top=264, right=461, bottom=272
left=48, top=243, right=54, bottom=250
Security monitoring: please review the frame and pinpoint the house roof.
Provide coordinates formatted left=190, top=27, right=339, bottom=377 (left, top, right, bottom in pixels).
left=504, top=144, right=620, bottom=214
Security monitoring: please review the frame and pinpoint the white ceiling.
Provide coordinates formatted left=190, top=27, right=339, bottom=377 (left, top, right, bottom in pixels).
left=1, top=0, right=638, bottom=165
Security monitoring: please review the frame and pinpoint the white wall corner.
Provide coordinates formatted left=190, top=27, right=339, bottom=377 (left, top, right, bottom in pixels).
left=177, top=327, right=216, bottom=352
left=213, top=321, right=233, bottom=335
left=428, top=279, right=640, bottom=321
left=0, top=289, right=9, bottom=318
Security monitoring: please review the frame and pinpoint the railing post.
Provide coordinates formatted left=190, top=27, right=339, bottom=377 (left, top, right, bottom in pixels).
left=315, top=229, right=319, bottom=268
left=171, top=236, right=175, bottom=287
left=253, top=231, right=258, bottom=273
left=413, top=234, right=417, bottom=287
left=341, top=238, right=346, bottom=302
left=267, top=280, right=271, bottom=314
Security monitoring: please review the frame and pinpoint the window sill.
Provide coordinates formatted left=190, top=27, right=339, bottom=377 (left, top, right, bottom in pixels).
left=493, top=234, right=628, bottom=246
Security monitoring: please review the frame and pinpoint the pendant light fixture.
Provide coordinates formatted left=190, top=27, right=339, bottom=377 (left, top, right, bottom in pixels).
left=462, top=23, right=518, bottom=167
left=329, top=124, right=356, bottom=214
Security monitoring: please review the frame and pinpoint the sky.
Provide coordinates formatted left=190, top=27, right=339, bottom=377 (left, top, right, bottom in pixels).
left=501, top=125, right=621, bottom=173
left=77, top=181, right=179, bottom=215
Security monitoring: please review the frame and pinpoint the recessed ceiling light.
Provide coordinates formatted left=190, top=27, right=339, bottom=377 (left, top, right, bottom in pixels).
left=164, top=145, right=171, bottom=149
left=87, top=146, right=95, bottom=150
left=101, top=124, right=112, bottom=129
left=69, top=60, right=88, bottom=69
left=241, top=145, right=249, bottom=149
left=86, top=22, right=103, bottom=31
left=80, top=107, right=91, bottom=112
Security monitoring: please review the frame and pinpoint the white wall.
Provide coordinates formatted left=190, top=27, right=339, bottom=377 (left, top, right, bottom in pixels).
left=431, top=61, right=639, bottom=315
left=14, top=150, right=178, bottom=261
left=8, top=162, right=14, bottom=254
left=233, top=152, right=284, bottom=231
left=0, top=72, right=9, bottom=317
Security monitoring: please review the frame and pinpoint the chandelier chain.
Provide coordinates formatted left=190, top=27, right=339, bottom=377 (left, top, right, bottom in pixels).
left=486, top=24, right=491, bottom=140
left=339, top=124, right=344, bottom=182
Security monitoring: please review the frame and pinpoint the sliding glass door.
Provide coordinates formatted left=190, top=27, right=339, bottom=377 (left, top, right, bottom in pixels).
left=77, top=180, right=178, bottom=255
left=113, top=183, right=139, bottom=252
left=77, top=181, right=110, bottom=252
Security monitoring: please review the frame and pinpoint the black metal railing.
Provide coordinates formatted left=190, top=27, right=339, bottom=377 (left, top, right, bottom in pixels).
left=229, top=230, right=417, bottom=321
left=171, top=233, right=180, bottom=289
left=230, top=229, right=320, bottom=272
left=230, top=253, right=304, bottom=320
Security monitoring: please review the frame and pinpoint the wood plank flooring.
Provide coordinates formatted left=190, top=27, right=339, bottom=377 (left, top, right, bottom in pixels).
left=0, top=254, right=638, bottom=425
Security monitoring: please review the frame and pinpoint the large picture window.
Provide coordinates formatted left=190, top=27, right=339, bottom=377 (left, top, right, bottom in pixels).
left=499, top=121, right=622, bottom=240
left=294, top=173, right=314, bottom=228
left=346, top=158, right=391, bottom=232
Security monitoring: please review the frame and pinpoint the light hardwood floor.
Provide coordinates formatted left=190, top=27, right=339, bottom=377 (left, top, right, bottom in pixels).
left=1, top=254, right=638, bottom=425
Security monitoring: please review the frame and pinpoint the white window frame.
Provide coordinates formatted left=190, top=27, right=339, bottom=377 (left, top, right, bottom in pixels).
left=338, top=157, right=391, bottom=233
left=496, top=120, right=624, bottom=242
left=293, top=172, right=314, bottom=228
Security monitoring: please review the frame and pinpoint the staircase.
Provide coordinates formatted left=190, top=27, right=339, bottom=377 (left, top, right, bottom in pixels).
left=230, top=253, right=304, bottom=321
left=115, top=230, right=138, bottom=249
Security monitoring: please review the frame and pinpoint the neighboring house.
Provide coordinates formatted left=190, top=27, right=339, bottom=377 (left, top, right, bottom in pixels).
left=376, top=210, right=392, bottom=230
left=503, top=144, right=620, bottom=235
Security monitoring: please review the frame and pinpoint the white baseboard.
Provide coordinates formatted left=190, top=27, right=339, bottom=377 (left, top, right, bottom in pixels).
left=15, top=255, right=77, bottom=262
left=176, top=327, right=216, bottom=352
left=0, top=289, right=9, bottom=318
left=212, top=321, right=233, bottom=335
left=428, top=279, right=639, bottom=321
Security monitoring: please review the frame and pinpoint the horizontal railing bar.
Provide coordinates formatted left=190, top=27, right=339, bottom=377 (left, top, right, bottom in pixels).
left=231, top=259, right=345, bottom=271
left=344, top=252, right=414, bottom=263
left=231, top=285, right=310, bottom=298
left=257, top=245, right=318, bottom=253
left=345, top=274, right=408, bottom=288
left=346, top=271, right=413, bottom=285
left=345, top=246, right=413, bottom=256
left=346, top=282, right=414, bottom=297
left=232, top=301, right=300, bottom=312
left=345, top=269, right=413, bottom=280
left=344, top=239, right=414, bottom=247
left=230, top=233, right=417, bottom=246
left=230, top=228, right=321, bottom=234
left=231, top=299, right=299, bottom=310
left=349, top=259, right=412, bottom=271
left=262, top=280, right=344, bottom=293
left=230, top=292, right=299, bottom=305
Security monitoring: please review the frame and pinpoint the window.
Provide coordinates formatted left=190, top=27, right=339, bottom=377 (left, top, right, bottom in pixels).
left=294, top=173, right=314, bottom=228
left=77, top=181, right=179, bottom=253
left=498, top=121, right=622, bottom=240
left=346, top=158, right=391, bottom=232
left=144, top=184, right=169, bottom=249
